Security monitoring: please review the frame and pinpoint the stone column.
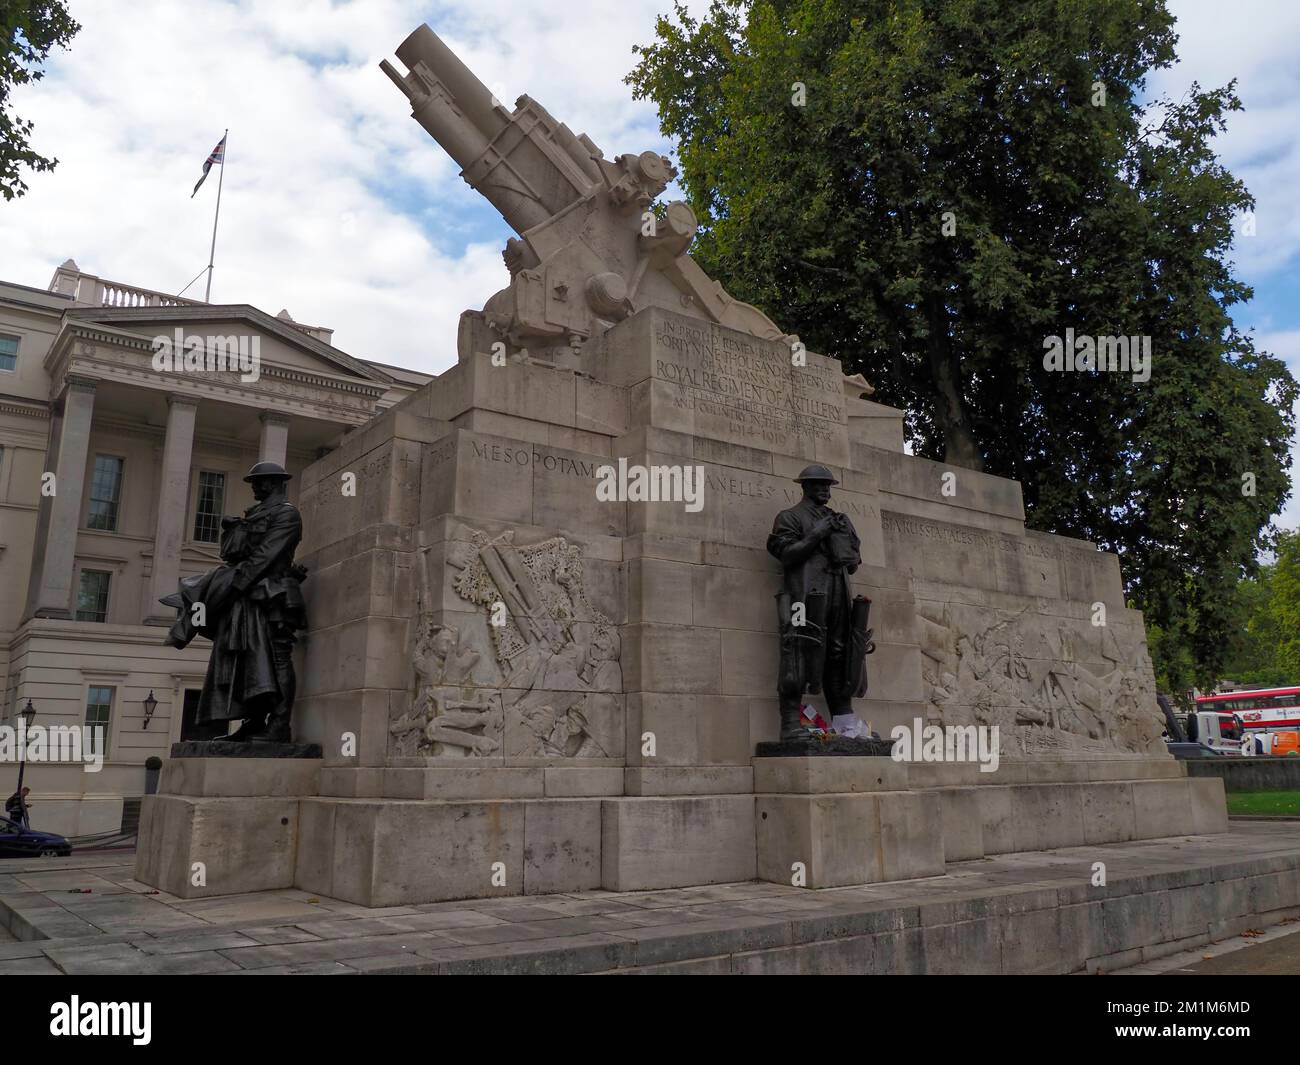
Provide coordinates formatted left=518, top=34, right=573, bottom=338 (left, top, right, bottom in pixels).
left=32, top=375, right=97, bottom=619
left=144, top=395, right=199, bottom=625
left=258, top=412, right=290, bottom=467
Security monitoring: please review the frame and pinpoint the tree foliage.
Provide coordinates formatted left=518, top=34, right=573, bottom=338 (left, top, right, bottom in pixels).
left=628, top=0, right=1296, bottom=683
left=1, top=0, right=79, bottom=201
left=1216, top=533, right=1300, bottom=690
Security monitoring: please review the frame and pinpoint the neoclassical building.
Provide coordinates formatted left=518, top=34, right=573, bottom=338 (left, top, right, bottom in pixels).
left=0, top=260, right=431, bottom=834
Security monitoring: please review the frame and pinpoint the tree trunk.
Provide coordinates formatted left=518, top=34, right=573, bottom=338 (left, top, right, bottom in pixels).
left=925, top=293, right=984, bottom=471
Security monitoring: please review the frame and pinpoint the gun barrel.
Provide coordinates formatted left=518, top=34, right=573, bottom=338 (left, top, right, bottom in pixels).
left=384, top=23, right=598, bottom=235
left=379, top=59, right=415, bottom=101
left=381, top=24, right=508, bottom=183
left=395, top=24, right=507, bottom=147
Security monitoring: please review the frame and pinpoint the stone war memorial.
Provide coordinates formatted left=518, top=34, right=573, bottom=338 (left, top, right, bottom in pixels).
left=134, top=23, right=1231, bottom=970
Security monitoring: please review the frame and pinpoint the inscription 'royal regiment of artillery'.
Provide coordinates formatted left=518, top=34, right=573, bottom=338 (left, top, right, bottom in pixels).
left=653, top=316, right=844, bottom=449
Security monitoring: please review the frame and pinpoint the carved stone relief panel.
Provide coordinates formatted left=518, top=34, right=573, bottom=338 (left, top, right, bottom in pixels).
left=394, top=526, right=624, bottom=760
left=915, top=600, right=1164, bottom=756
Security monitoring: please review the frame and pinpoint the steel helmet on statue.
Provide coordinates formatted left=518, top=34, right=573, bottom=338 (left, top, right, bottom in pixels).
left=243, top=461, right=292, bottom=482
left=793, top=464, right=839, bottom=485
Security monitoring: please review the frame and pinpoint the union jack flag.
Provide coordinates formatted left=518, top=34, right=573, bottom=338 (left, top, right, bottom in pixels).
left=191, top=135, right=226, bottom=198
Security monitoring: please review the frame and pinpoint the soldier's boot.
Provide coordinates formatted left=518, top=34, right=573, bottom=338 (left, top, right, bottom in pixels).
left=251, top=708, right=291, bottom=743
left=227, top=716, right=266, bottom=742
left=778, top=699, right=805, bottom=741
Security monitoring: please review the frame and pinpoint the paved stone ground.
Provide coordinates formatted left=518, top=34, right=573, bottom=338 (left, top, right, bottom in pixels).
left=2, top=823, right=1300, bottom=974
left=1113, top=918, right=1300, bottom=975
left=1173, top=926, right=1300, bottom=974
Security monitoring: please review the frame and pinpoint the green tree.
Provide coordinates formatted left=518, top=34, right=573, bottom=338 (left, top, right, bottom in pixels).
left=1146, top=620, right=1195, bottom=705
left=628, top=0, right=1296, bottom=681
left=1, top=0, right=79, bottom=201
left=1268, top=532, right=1300, bottom=683
left=1215, top=562, right=1284, bottom=689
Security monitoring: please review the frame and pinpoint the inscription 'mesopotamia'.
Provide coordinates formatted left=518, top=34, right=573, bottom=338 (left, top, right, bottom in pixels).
left=652, top=316, right=844, bottom=447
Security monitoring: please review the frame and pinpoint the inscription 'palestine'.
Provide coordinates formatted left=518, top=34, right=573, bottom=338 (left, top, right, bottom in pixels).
left=881, top=513, right=1108, bottom=565
left=653, top=316, right=844, bottom=448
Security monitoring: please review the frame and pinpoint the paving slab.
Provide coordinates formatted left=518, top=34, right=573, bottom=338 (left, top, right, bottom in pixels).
left=7, top=824, right=1300, bottom=974
left=0, top=956, right=63, bottom=975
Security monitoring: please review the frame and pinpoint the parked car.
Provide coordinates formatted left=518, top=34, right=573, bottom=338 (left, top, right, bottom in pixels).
left=1166, top=741, right=1227, bottom=760
left=0, top=817, right=71, bottom=858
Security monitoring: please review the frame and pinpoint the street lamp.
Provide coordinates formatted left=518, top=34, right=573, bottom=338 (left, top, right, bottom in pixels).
left=142, top=690, right=158, bottom=729
left=14, top=699, right=35, bottom=827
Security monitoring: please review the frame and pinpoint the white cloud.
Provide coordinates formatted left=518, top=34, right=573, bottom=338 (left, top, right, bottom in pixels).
left=1151, top=0, right=1300, bottom=281
left=0, top=0, right=702, bottom=373
left=1253, top=329, right=1300, bottom=533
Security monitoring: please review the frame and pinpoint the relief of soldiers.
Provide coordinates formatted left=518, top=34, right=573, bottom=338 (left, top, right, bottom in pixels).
left=161, top=461, right=307, bottom=742
left=767, top=465, right=874, bottom=741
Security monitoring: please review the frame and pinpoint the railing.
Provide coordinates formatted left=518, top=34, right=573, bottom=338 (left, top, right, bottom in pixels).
left=49, top=264, right=204, bottom=308
left=49, top=265, right=335, bottom=339
left=94, top=279, right=202, bottom=308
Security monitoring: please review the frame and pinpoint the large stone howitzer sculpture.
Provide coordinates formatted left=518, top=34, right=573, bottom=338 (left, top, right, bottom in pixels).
left=381, top=23, right=795, bottom=363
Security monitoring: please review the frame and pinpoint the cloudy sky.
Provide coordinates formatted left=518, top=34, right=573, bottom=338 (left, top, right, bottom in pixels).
left=2, top=0, right=1298, bottom=522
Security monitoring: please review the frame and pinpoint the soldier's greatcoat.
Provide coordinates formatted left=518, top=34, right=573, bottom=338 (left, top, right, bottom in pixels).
left=163, top=498, right=306, bottom=723
left=767, top=497, right=863, bottom=702
left=767, top=498, right=860, bottom=601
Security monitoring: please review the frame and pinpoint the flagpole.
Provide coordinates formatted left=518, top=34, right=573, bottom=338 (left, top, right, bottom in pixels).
left=204, top=129, right=228, bottom=304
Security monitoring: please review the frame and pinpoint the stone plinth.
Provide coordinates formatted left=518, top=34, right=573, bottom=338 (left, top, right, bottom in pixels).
left=134, top=794, right=300, bottom=899
left=757, top=790, right=944, bottom=888
left=135, top=756, right=321, bottom=899
left=161, top=756, right=321, bottom=797
left=754, top=755, right=905, bottom=793
left=923, top=775, right=1229, bottom=862
left=600, top=795, right=757, bottom=891
left=753, top=756, right=943, bottom=888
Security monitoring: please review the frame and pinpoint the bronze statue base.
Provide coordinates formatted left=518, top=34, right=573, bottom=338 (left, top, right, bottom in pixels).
left=756, top=735, right=895, bottom=758
left=170, top=740, right=322, bottom=759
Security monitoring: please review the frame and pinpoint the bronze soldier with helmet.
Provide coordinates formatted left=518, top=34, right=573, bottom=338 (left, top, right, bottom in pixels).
left=767, top=465, right=874, bottom=741
left=161, top=461, right=307, bottom=742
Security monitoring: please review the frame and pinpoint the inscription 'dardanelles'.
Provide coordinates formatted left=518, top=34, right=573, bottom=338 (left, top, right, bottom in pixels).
left=652, top=316, right=844, bottom=447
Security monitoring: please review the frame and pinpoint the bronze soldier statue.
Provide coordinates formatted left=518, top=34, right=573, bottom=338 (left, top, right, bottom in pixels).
left=161, top=461, right=307, bottom=743
left=767, top=465, right=874, bottom=741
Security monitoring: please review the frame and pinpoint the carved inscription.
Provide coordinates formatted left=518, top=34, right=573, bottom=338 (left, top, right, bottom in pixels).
left=446, top=435, right=878, bottom=523
left=653, top=316, right=843, bottom=449
left=468, top=440, right=598, bottom=478
left=882, top=513, right=1108, bottom=566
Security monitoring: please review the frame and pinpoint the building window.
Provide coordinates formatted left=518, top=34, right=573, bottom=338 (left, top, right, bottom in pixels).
left=76, top=570, right=111, bottom=622
left=84, top=686, right=113, bottom=757
left=193, top=471, right=226, bottom=543
left=0, top=333, right=17, bottom=372
left=86, top=454, right=123, bottom=531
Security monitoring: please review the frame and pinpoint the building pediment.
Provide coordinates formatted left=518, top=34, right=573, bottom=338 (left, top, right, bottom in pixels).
left=44, top=315, right=389, bottom=426
left=62, top=304, right=391, bottom=385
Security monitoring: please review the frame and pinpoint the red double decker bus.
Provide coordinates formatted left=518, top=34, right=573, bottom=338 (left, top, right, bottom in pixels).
left=1195, top=686, right=1300, bottom=729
